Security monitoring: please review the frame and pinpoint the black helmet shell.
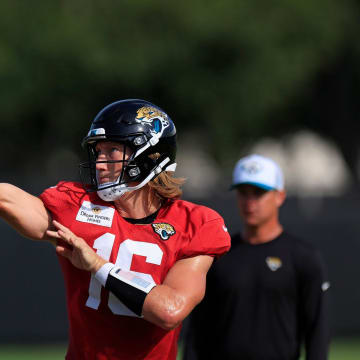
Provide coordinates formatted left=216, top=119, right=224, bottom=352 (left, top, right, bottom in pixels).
left=80, top=99, right=177, bottom=196
left=82, top=99, right=176, bottom=161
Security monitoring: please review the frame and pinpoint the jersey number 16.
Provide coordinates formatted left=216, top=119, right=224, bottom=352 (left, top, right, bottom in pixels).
left=85, top=233, right=163, bottom=317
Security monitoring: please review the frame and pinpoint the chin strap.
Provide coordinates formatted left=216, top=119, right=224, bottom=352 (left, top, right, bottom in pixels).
left=97, top=157, right=176, bottom=202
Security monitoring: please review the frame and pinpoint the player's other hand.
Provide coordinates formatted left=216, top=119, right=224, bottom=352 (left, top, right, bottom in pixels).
left=46, top=220, right=106, bottom=273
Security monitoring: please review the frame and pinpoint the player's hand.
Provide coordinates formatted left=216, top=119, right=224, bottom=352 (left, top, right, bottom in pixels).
left=46, top=220, right=106, bottom=273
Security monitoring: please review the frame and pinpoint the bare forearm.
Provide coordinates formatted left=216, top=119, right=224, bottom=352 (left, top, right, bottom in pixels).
left=143, top=258, right=211, bottom=329
left=142, top=284, right=194, bottom=330
left=0, top=183, right=51, bottom=240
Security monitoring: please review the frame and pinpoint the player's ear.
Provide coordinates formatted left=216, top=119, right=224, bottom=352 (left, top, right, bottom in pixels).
left=275, top=190, right=286, bottom=207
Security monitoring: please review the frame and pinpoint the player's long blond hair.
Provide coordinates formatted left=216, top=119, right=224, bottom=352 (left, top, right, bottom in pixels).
left=148, top=153, right=186, bottom=200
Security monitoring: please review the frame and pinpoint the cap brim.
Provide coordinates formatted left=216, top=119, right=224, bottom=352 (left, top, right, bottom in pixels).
left=229, top=181, right=275, bottom=191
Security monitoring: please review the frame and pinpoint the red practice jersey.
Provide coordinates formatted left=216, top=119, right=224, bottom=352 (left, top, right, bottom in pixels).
left=40, top=181, right=230, bottom=360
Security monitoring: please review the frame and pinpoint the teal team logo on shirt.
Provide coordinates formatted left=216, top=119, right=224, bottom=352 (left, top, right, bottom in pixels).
left=266, top=256, right=282, bottom=271
left=152, top=223, right=176, bottom=240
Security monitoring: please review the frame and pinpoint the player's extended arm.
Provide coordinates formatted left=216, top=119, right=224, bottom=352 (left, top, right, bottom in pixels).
left=47, top=220, right=214, bottom=330
left=0, top=183, right=52, bottom=241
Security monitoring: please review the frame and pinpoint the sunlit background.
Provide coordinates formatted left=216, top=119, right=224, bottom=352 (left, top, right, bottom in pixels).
left=1, top=1, right=360, bottom=359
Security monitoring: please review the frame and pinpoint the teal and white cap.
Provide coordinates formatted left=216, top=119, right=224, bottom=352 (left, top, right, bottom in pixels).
left=231, top=154, right=284, bottom=191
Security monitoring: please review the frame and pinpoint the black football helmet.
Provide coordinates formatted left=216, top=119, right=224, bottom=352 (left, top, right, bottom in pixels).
left=79, top=99, right=177, bottom=201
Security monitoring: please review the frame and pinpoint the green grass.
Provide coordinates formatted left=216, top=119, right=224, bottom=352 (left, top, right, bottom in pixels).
left=298, top=337, right=360, bottom=360
left=0, top=338, right=359, bottom=359
left=0, top=344, right=66, bottom=360
left=329, top=338, right=360, bottom=360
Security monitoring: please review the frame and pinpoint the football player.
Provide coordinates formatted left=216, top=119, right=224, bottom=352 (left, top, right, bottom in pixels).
left=0, top=99, right=230, bottom=360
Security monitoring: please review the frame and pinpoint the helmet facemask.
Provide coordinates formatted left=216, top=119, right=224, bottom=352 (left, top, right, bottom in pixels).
left=79, top=141, right=175, bottom=201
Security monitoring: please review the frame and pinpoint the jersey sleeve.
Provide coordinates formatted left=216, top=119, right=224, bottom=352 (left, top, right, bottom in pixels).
left=39, top=181, right=83, bottom=225
left=178, top=217, right=231, bottom=260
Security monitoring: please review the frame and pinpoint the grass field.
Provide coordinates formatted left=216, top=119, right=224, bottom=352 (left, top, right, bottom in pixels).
left=322, top=338, right=360, bottom=360
left=0, top=338, right=359, bottom=359
left=306, top=337, right=360, bottom=360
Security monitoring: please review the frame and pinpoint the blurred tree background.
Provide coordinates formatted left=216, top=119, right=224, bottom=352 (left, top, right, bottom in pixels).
left=0, top=0, right=359, bottom=184
left=1, top=1, right=360, bottom=354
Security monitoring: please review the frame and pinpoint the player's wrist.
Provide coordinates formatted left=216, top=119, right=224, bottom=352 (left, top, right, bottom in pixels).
left=105, top=266, right=156, bottom=317
left=91, top=256, right=108, bottom=274
left=95, top=262, right=115, bottom=286
left=95, top=262, right=157, bottom=316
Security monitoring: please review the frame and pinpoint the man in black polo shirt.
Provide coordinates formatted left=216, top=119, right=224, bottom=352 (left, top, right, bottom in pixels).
left=184, top=154, right=330, bottom=360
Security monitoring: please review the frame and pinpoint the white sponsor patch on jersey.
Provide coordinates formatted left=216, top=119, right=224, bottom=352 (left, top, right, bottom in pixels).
left=322, top=281, right=331, bottom=292
left=76, top=201, right=115, bottom=227
left=223, top=225, right=228, bottom=232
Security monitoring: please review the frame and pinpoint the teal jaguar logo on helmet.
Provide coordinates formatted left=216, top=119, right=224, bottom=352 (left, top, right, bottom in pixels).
left=136, top=106, right=169, bottom=135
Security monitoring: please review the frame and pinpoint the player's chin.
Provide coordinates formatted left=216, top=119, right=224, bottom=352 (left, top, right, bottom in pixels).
left=99, top=177, right=117, bottom=184
left=243, top=215, right=260, bottom=226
